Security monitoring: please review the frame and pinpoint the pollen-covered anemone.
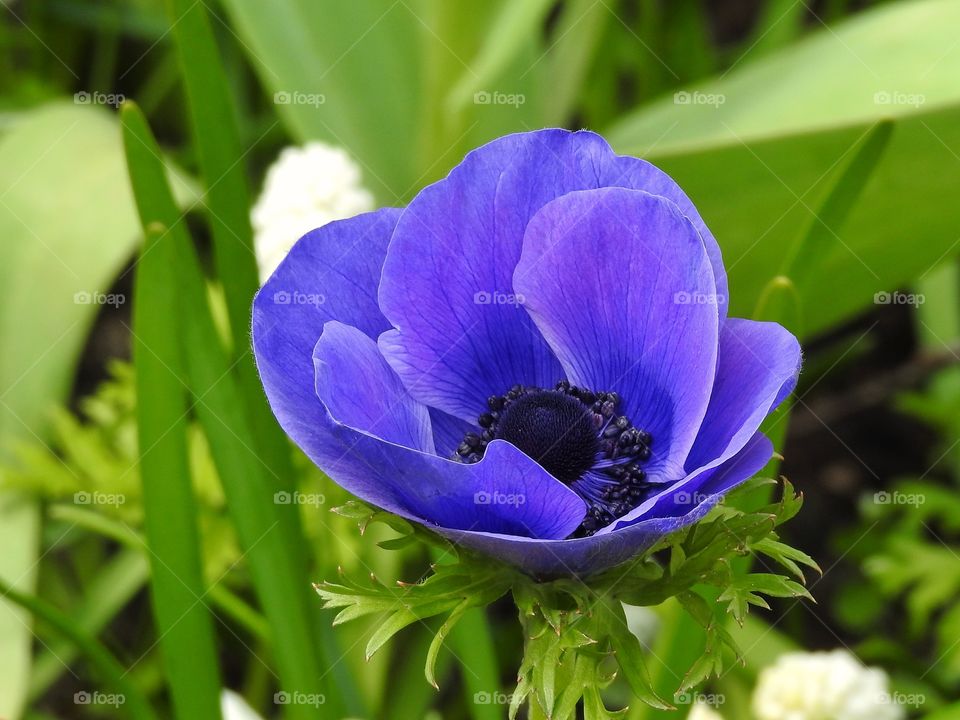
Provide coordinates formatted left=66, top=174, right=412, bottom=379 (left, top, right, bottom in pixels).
left=252, top=129, right=801, bottom=577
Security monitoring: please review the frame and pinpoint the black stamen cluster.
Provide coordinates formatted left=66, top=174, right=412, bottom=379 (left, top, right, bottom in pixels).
left=456, top=381, right=654, bottom=537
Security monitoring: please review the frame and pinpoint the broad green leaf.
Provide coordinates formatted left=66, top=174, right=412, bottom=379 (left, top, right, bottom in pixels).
left=608, top=0, right=960, bottom=337
left=217, top=0, right=422, bottom=198
left=782, top=121, right=893, bottom=289
left=219, top=0, right=555, bottom=199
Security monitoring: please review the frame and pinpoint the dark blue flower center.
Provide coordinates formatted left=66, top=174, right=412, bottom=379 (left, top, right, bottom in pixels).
left=494, top=390, right=598, bottom=482
left=455, top=381, right=654, bottom=536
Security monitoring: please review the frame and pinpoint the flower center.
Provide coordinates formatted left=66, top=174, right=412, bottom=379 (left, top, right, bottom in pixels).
left=455, top=381, right=654, bottom=536
left=494, top=390, right=598, bottom=482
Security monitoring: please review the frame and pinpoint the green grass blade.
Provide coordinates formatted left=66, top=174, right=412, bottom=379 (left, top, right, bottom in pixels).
left=452, top=608, right=501, bottom=720
left=159, top=16, right=337, bottom=705
left=120, top=102, right=343, bottom=720
left=0, top=577, right=158, bottom=720
left=46, top=504, right=269, bottom=643
left=745, top=0, right=807, bottom=57
left=543, top=0, right=608, bottom=123
left=163, top=0, right=258, bottom=357
left=129, top=211, right=224, bottom=719
left=161, top=0, right=302, bottom=497
left=446, top=0, right=555, bottom=115
left=28, top=548, right=149, bottom=700
left=783, top=120, right=894, bottom=289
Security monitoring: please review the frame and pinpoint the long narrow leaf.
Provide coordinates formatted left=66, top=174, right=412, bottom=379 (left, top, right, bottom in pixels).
left=28, top=549, right=149, bottom=700
left=130, top=212, right=224, bottom=720
left=0, top=577, right=158, bottom=720
left=163, top=0, right=258, bottom=357
left=160, top=12, right=339, bottom=707
left=121, top=102, right=339, bottom=720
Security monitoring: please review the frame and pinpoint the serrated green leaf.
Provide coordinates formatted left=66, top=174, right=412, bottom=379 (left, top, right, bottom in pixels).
left=533, top=630, right=562, bottom=714
left=743, top=573, right=814, bottom=601
left=677, top=648, right=722, bottom=694
left=676, top=591, right=713, bottom=629
left=752, top=538, right=821, bottom=580
left=768, top=478, right=804, bottom=525
left=608, top=623, right=673, bottom=708
left=366, top=604, right=454, bottom=661
left=331, top=501, right=375, bottom=519
left=424, top=598, right=471, bottom=689
left=509, top=672, right=533, bottom=720
left=378, top=534, right=418, bottom=551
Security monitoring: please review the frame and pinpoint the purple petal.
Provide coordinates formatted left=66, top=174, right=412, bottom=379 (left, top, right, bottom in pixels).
left=684, top=319, right=800, bottom=472
left=305, top=422, right=586, bottom=539
left=377, top=137, right=563, bottom=421
left=313, top=321, right=434, bottom=453
left=439, top=432, right=772, bottom=577
left=495, top=129, right=727, bottom=317
left=378, top=128, right=725, bottom=422
left=603, top=432, right=774, bottom=532
left=251, top=198, right=585, bottom=538
left=429, top=408, right=475, bottom=458
left=253, top=209, right=402, bottom=457
left=513, top=187, right=720, bottom=483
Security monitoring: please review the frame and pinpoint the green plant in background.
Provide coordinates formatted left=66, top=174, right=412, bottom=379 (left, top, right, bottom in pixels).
left=2, top=0, right=960, bottom=718
left=831, top=267, right=960, bottom=715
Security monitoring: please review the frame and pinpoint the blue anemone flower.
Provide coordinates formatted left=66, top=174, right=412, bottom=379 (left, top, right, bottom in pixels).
left=252, top=129, right=801, bottom=577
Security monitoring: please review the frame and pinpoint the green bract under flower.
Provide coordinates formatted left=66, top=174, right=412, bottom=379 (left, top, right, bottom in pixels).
left=316, top=476, right=817, bottom=718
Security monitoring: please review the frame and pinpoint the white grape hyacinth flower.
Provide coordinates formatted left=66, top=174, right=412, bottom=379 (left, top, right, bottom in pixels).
left=752, top=649, right=904, bottom=720
left=687, top=700, right=725, bottom=720
left=221, top=690, right=263, bottom=720
left=251, top=142, right=375, bottom=282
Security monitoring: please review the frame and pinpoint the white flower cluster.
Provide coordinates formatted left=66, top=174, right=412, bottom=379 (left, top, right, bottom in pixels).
left=221, top=690, right=262, bottom=720
left=251, top=142, right=374, bottom=282
left=752, top=650, right=903, bottom=720
left=686, top=649, right=903, bottom=720
left=688, top=701, right=725, bottom=720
